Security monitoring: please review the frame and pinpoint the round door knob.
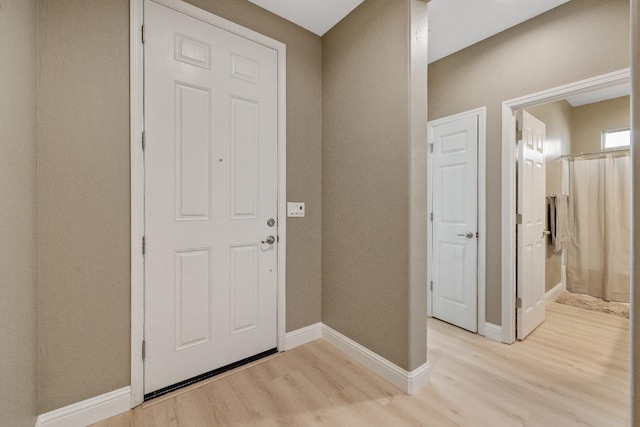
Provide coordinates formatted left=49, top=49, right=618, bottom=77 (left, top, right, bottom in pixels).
left=262, top=235, right=276, bottom=245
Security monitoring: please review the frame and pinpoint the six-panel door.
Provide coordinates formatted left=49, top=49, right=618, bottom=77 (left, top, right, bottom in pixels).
left=144, top=0, right=279, bottom=395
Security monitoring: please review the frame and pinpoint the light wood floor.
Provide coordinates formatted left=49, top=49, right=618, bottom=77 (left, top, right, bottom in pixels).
left=94, top=302, right=630, bottom=426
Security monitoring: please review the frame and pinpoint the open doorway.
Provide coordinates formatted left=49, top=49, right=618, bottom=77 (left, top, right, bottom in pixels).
left=501, top=69, right=631, bottom=343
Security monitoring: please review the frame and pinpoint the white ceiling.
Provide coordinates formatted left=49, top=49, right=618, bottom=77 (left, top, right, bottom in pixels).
left=427, top=0, right=570, bottom=63
left=248, top=0, right=627, bottom=107
left=250, top=0, right=571, bottom=63
left=247, top=0, right=364, bottom=36
left=565, top=83, right=631, bottom=107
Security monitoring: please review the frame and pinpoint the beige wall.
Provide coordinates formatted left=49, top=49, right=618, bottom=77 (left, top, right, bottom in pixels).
left=571, top=96, right=631, bottom=154
left=525, top=101, right=572, bottom=292
left=322, top=0, right=427, bottom=371
left=429, top=0, right=630, bottom=325
left=37, top=0, right=131, bottom=412
left=36, top=0, right=322, bottom=412
left=0, top=1, right=38, bottom=425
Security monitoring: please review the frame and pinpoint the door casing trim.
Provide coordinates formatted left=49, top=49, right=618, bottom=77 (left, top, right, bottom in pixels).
left=427, top=107, right=487, bottom=337
left=500, top=68, right=630, bottom=344
left=130, top=0, right=287, bottom=406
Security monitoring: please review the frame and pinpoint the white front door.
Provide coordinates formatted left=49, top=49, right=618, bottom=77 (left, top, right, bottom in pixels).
left=430, top=114, right=478, bottom=332
left=144, top=0, right=279, bottom=396
left=516, top=110, right=546, bottom=340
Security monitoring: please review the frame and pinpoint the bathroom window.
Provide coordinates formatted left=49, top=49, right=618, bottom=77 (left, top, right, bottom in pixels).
left=602, top=128, right=630, bottom=149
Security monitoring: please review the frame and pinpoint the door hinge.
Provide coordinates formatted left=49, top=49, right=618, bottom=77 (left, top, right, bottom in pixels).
left=142, top=236, right=146, bottom=255
left=142, top=340, right=146, bottom=360
left=430, top=212, right=434, bottom=222
left=141, top=25, right=145, bottom=43
left=142, top=131, right=146, bottom=150
left=516, top=297, right=522, bottom=309
left=516, top=130, right=523, bottom=141
left=430, top=281, right=433, bottom=291
left=428, top=143, right=434, bottom=153
left=516, top=213, right=522, bottom=224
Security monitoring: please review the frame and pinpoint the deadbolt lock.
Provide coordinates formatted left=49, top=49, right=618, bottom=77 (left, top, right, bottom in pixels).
left=267, top=218, right=276, bottom=227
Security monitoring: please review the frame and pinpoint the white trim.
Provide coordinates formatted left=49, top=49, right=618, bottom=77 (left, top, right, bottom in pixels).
left=500, top=68, right=630, bottom=344
left=284, top=323, right=322, bottom=350
left=483, top=323, right=502, bottom=343
left=276, top=37, right=288, bottom=357
left=130, top=0, right=145, bottom=408
left=477, top=108, right=487, bottom=338
left=35, top=387, right=131, bottom=427
left=130, top=0, right=287, bottom=405
left=427, top=107, right=487, bottom=336
left=546, top=281, right=565, bottom=303
left=321, top=324, right=431, bottom=395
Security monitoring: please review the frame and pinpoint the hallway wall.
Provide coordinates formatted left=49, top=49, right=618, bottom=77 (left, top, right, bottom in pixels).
left=429, top=0, right=630, bottom=325
left=0, top=1, right=39, bottom=425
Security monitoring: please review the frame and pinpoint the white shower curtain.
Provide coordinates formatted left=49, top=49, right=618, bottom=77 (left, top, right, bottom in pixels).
left=566, top=153, right=630, bottom=303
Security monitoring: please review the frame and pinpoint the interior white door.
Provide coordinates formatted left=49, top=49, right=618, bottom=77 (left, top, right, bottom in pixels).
left=431, top=114, right=478, bottom=332
left=516, top=110, right=546, bottom=340
left=144, top=0, right=279, bottom=395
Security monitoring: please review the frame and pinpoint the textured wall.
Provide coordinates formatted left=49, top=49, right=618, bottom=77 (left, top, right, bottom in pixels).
left=0, top=1, right=38, bottom=425
left=525, top=100, right=572, bottom=292
left=37, top=0, right=131, bottom=412
left=322, top=0, right=427, bottom=370
left=429, top=0, right=630, bottom=325
left=571, top=96, right=631, bottom=154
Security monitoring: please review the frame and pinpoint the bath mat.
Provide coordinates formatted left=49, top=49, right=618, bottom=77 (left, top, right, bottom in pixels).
left=555, top=291, right=629, bottom=319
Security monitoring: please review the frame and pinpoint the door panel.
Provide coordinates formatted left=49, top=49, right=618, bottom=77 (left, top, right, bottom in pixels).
left=517, top=110, right=546, bottom=340
left=431, top=114, right=478, bottom=333
left=144, top=0, right=278, bottom=395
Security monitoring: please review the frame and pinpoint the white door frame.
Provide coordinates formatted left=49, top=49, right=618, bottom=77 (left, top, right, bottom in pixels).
left=500, top=68, right=630, bottom=344
left=427, top=107, right=487, bottom=337
left=130, top=0, right=287, bottom=406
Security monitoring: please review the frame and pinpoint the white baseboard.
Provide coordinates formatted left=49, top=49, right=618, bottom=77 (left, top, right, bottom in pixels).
left=546, top=281, right=565, bottom=302
left=35, top=387, right=131, bottom=427
left=321, top=324, right=430, bottom=395
left=484, top=323, right=502, bottom=342
left=284, top=322, right=322, bottom=350
left=39, top=322, right=431, bottom=427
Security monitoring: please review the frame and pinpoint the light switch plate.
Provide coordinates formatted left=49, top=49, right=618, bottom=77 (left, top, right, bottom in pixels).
left=287, top=202, right=305, bottom=218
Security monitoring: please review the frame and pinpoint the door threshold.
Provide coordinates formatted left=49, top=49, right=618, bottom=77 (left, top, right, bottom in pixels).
left=143, top=348, right=278, bottom=402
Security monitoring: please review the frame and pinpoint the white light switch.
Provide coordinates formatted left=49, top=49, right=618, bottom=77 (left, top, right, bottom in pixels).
left=287, top=202, right=305, bottom=218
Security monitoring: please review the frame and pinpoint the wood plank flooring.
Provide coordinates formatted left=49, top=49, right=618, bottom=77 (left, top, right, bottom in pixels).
left=93, top=302, right=629, bottom=426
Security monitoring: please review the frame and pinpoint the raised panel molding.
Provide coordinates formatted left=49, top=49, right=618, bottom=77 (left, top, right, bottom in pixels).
left=175, top=249, right=212, bottom=350
left=230, top=245, right=259, bottom=334
left=175, top=82, right=212, bottom=221
left=230, top=97, right=259, bottom=219
left=174, top=33, right=211, bottom=69
left=231, top=54, right=259, bottom=83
